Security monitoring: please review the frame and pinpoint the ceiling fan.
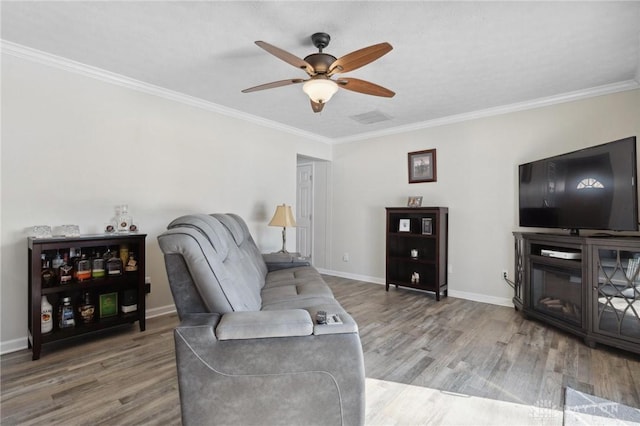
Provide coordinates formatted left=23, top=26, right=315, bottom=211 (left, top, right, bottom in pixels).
left=241, top=32, right=395, bottom=113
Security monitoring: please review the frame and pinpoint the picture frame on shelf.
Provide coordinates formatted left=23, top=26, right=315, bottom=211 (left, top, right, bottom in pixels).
left=408, top=149, right=437, bottom=183
left=99, top=292, right=118, bottom=318
left=422, top=218, right=433, bottom=235
left=407, top=196, right=423, bottom=207
left=398, top=219, right=411, bottom=232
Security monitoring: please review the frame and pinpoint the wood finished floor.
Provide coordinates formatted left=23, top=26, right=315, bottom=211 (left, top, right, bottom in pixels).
left=2, top=276, right=639, bottom=425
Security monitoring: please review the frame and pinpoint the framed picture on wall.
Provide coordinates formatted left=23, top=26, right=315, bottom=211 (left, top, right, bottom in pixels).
left=408, top=149, right=437, bottom=183
left=398, top=219, right=411, bottom=232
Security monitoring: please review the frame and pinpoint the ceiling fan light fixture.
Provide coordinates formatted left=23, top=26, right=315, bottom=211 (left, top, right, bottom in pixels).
left=303, top=78, right=339, bottom=103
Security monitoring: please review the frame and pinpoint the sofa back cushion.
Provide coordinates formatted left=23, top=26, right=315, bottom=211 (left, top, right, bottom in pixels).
left=159, top=214, right=261, bottom=313
left=212, top=213, right=268, bottom=289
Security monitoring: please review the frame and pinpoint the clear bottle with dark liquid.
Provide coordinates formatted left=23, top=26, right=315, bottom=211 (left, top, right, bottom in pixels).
left=106, top=254, right=123, bottom=276
left=78, top=292, right=95, bottom=324
left=58, top=252, right=73, bottom=285
left=40, top=254, right=55, bottom=288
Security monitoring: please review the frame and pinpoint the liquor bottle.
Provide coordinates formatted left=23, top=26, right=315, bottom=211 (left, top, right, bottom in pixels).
left=41, top=296, right=53, bottom=334
left=51, top=251, right=64, bottom=281
left=125, top=251, right=138, bottom=272
left=58, top=252, right=73, bottom=285
left=92, top=252, right=105, bottom=279
left=75, top=253, right=92, bottom=282
left=106, top=254, right=123, bottom=276
left=119, top=245, right=129, bottom=270
left=78, top=292, right=95, bottom=324
left=40, top=254, right=55, bottom=287
left=58, top=297, right=75, bottom=328
left=103, top=247, right=113, bottom=262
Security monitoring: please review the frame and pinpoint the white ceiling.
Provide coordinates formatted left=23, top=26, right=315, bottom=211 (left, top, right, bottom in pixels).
left=2, top=1, right=640, bottom=143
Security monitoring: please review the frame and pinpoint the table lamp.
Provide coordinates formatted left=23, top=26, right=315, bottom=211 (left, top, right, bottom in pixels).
left=269, top=204, right=296, bottom=253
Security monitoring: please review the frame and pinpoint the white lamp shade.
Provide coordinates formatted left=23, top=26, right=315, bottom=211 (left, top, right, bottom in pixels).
left=303, top=79, right=339, bottom=103
left=268, top=204, right=296, bottom=228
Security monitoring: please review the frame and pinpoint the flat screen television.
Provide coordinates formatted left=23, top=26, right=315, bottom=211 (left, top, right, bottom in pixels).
left=519, top=136, right=638, bottom=234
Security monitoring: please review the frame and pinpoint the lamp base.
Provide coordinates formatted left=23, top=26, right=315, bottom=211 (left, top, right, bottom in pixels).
left=278, top=227, right=289, bottom=254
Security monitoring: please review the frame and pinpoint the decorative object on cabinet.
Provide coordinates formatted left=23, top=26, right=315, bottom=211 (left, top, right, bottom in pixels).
left=386, top=207, right=448, bottom=300
left=407, top=196, right=423, bottom=207
left=422, top=218, right=433, bottom=235
left=408, top=149, right=436, bottom=183
left=513, top=232, right=640, bottom=355
left=28, top=233, right=146, bottom=360
left=53, top=225, right=80, bottom=237
left=29, top=225, right=52, bottom=239
left=106, top=204, right=138, bottom=234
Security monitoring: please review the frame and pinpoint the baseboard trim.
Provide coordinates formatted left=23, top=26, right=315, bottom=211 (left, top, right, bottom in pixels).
left=145, top=304, right=177, bottom=318
left=320, top=269, right=513, bottom=307
left=0, top=337, right=29, bottom=355
left=447, top=290, right=513, bottom=307
left=317, top=268, right=385, bottom=285
left=0, top=305, right=178, bottom=355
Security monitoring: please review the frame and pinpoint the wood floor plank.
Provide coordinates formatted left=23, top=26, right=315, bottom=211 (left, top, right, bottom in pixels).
left=2, top=276, right=639, bottom=425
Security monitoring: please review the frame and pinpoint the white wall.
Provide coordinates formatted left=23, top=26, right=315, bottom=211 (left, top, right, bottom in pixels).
left=0, top=54, right=330, bottom=350
left=329, top=89, right=640, bottom=305
left=2, top=50, right=639, bottom=353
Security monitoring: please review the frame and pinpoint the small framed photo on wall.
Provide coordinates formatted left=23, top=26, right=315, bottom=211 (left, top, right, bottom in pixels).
left=408, top=149, right=437, bottom=183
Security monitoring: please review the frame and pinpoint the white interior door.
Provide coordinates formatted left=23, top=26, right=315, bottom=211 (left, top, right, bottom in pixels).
left=296, top=163, right=313, bottom=258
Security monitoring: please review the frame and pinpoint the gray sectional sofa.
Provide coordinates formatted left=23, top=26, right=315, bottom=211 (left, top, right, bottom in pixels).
left=157, top=213, right=365, bottom=426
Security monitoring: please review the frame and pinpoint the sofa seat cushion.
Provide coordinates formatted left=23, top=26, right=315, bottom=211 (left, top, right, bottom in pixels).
left=265, top=266, right=322, bottom=286
left=261, top=296, right=338, bottom=311
left=261, top=282, right=334, bottom=307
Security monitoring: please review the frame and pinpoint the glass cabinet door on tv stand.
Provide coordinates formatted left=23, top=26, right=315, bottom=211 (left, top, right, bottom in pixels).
left=513, top=232, right=640, bottom=355
left=591, top=242, right=640, bottom=350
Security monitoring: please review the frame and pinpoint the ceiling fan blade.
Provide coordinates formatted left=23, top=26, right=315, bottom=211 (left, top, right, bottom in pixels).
left=255, top=41, right=315, bottom=75
left=310, top=99, right=325, bottom=113
left=328, top=42, right=392, bottom=75
left=336, top=78, right=395, bottom=97
left=241, top=78, right=305, bottom=93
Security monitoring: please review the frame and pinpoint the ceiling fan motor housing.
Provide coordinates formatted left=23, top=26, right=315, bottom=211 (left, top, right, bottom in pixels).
left=304, top=53, right=337, bottom=74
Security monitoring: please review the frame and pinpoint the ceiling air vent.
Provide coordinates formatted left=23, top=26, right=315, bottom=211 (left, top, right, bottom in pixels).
left=349, top=110, right=393, bottom=125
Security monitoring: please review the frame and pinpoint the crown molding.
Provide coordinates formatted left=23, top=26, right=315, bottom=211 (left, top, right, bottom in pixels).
left=333, top=80, right=640, bottom=144
left=3, top=40, right=638, bottom=146
left=0, top=40, right=333, bottom=145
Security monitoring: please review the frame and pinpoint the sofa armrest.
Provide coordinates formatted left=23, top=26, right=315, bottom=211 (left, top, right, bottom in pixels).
left=216, top=309, right=313, bottom=340
left=262, top=253, right=310, bottom=271
left=174, top=317, right=366, bottom=426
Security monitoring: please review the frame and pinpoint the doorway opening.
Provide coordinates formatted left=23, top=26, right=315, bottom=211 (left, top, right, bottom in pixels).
left=296, top=155, right=331, bottom=268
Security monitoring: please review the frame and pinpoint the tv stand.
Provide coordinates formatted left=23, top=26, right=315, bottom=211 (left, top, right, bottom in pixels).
left=513, top=232, right=640, bottom=355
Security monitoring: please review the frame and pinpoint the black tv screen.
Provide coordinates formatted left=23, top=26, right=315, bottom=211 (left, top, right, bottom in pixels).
left=519, top=136, right=638, bottom=233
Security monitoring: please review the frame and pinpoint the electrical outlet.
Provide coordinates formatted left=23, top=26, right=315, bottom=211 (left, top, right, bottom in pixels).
left=502, top=270, right=508, bottom=279
left=342, top=253, right=349, bottom=262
